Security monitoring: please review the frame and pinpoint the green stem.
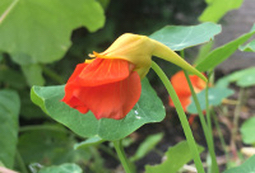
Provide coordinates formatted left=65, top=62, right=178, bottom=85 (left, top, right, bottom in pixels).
left=212, top=110, right=230, bottom=166
left=205, top=80, right=212, bottom=137
left=16, top=151, right=29, bottom=173
left=151, top=61, right=205, bottom=173
left=113, top=140, right=134, bottom=173
left=183, top=71, right=219, bottom=173
left=180, top=50, right=218, bottom=173
left=231, top=88, right=245, bottom=159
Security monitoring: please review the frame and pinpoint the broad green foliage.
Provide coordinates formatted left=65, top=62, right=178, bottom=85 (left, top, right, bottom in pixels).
left=0, top=68, right=26, bottom=89
left=199, top=0, right=244, bottom=23
left=149, top=22, right=221, bottom=51
left=145, top=141, right=204, bottom=173
left=239, top=40, right=255, bottom=52
left=31, top=78, right=165, bottom=141
left=0, top=0, right=105, bottom=65
left=187, top=87, right=234, bottom=114
left=18, top=126, right=91, bottom=166
left=38, top=163, right=83, bottom=173
left=223, top=155, right=255, bottom=173
left=0, top=90, right=20, bottom=168
left=240, top=117, right=255, bottom=144
left=130, top=133, right=163, bottom=162
left=196, top=24, right=255, bottom=72
left=216, top=67, right=255, bottom=88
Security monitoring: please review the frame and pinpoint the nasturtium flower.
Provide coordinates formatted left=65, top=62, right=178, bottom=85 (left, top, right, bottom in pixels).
left=169, top=70, right=207, bottom=112
left=62, top=33, right=207, bottom=120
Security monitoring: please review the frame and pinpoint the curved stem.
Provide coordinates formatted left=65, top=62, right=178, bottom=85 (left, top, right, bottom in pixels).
left=151, top=61, right=205, bottom=173
left=113, top=140, right=134, bottom=173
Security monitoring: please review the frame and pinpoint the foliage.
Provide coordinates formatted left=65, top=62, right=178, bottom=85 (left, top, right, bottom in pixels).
left=0, top=0, right=255, bottom=172
left=145, top=141, right=204, bottom=173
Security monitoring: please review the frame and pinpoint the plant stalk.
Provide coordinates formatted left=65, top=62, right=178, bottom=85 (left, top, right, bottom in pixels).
left=151, top=61, right=205, bottom=173
left=113, top=140, right=134, bottom=173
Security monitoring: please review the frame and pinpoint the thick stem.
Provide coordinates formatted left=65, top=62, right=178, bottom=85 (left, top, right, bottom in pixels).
left=113, top=140, right=134, bottom=173
left=151, top=61, right=205, bottom=173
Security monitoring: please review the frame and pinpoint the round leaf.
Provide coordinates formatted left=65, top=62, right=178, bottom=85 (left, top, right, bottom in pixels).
left=149, top=22, right=221, bottom=51
left=0, top=0, right=105, bottom=65
left=31, top=78, right=165, bottom=141
left=240, top=117, right=255, bottom=144
left=187, top=87, right=234, bottom=114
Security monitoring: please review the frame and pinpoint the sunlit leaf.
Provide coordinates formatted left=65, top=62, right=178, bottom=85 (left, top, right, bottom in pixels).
left=240, top=117, right=255, bottom=144
left=199, top=0, right=244, bottom=23
left=223, top=155, right=255, bottom=173
left=145, top=141, right=204, bottom=173
left=187, top=87, right=234, bottom=114
left=0, top=90, right=20, bottom=168
left=31, top=78, right=165, bottom=141
left=239, top=40, right=255, bottom=52
left=149, top=22, right=221, bottom=51
left=0, top=0, right=105, bottom=65
left=130, top=133, right=163, bottom=162
left=196, top=24, right=255, bottom=72
left=38, top=163, right=82, bottom=173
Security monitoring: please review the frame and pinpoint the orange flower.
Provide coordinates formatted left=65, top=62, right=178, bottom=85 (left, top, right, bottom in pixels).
left=62, top=33, right=207, bottom=120
left=61, top=57, right=141, bottom=119
left=169, top=71, right=207, bottom=112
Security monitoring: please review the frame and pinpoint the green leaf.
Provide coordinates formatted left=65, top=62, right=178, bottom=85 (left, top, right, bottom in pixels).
left=239, top=40, right=255, bottom=52
left=215, top=67, right=255, bottom=88
left=145, top=141, right=204, bottom=173
left=0, top=90, right=20, bottom=168
left=196, top=24, right=255, bottom=72
left=31, top=78, right=166, bottom=141
left=21, top=64, right=45, bottom=86
left=199, top=0, right=244, bottom=23
left=38, top=163, right=82, bottom=173
left=149, top=22, right=221, bottom=51
left=187, top=87, right=234, bottom=114
left=130, top=133, right=163, bottom=162
left=0, top=68, right=26, bottom=89
left=240, top=117, right=255, bottom=144
left=74, top=136, right=105, bottom=150
left=223, top=155, right=255, bottom=173
left=18, top=126, right=91, bottom=166
left=194, top=41, right=214, bottom=65
left=0, top=0, right=105, bottom=65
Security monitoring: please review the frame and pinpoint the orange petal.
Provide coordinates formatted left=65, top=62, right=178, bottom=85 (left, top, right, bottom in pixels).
left=75, top=58, right=131, bottom=87
left=171, top=71, right=191, bottom=96
left=62, top=95, right=89, bottom=114
left=74, top=71, right=141, bottom=119
left=61, top=63, right=88, bottom=103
